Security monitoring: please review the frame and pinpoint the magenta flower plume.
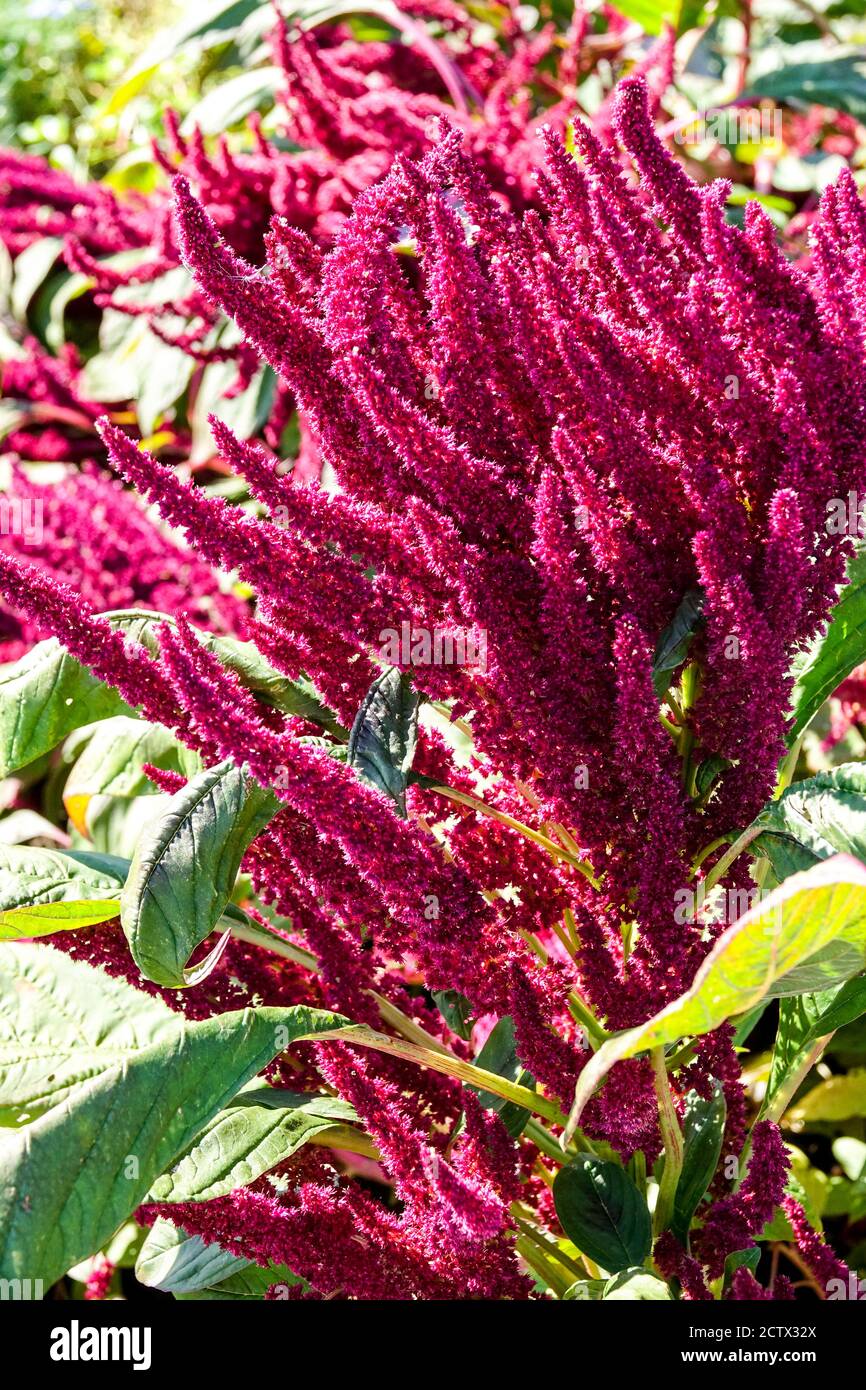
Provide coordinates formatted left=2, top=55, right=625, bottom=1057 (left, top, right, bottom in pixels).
left=4, top=55, right=865, bottom=1301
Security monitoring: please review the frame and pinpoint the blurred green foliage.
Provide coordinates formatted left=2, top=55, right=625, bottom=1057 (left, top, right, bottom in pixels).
left=0, top=0, right=243, bottom=176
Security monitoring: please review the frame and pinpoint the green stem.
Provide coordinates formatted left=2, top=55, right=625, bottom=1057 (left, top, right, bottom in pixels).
left=308, top=1022, right=566, bottom=1125
left=515, top=1236, right=572, bottom=1298
left=761, top=1034, right=835, bottom=1124
left=567, top=991, right=610, bottom=1046
left=429, top=783, right=599, bottom=886
left=774, top=730, right=806, bottom=801
left=512, top=1213, right=587, bottom=1281
left=690, top=835, right=732, bottom=876
left=651, top=1047, right=684, bottom=1236
left=524, top=1117, right=569, bottom=1162
left=702, top=823, right=763, bottom=895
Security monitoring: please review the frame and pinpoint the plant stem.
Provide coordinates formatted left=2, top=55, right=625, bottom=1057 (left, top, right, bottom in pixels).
left=524, top=1117, right=568, bottom=1162
left=651, top=1046, right=684, bottom=1236
left=568, top=991, right=609, bottom=1045
left=702, top=823, right=763, bottom=895
left=691, top=834, right=731, bottom=876
left=429, top=783, right=599, bottom=885
left=309, top=1022, right=567, bottom=1124
left=774, top=730, right=806, bottom=800
left=762, top=1034, right=835, bottom=1124
left=515, top=1236, right=572, bottom=1298
left=512, top=1213, right=587, bottom=1281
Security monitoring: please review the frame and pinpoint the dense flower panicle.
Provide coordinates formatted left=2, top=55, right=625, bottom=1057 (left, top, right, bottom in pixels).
left=0, top=463, right=245, bottom=659
left=781, top=1197, right=861, bottom=1298
left=3, top=49, right=865, bottom=1300
left=694, top=1121, right=790, bottom=1278
left=0, top=149, right=155, bottom=257
left=161, top=74, right=866, bottom=1025
left=729, top=1269, right=795, bottom=1301
left=2, top=12, right=681, bottom=478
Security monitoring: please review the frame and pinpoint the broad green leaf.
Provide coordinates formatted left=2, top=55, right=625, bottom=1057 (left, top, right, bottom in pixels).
left=471, top=1015, right=534, bottom=1137
left=181, top=66, right=281, bottom=135
left=786, top=1069, right=866, bottom=1128
left=602, top=1268, right=672, bottom=1301
left=804, top=977, right=866, bottom=1041
left=834, top=1137, right=866, bottom=1181
left=148, top=1086, right=358, bottom=1202
left=762, top=993, right=838, bottom=1121
left=119, top=0, right=265, bottom=87
left=178, top=1263, right=301, bottom=1300
left=0, top=609, right=340, bottom=778
left=62, top=717, right=202, bottom=837
left=191, top=360, right=276, bottom=463
left=788, top=545, right=866, bottom=744
left=78, top=792, right=175, bottom=862
left=0, top=639, right=133, bottom=779
left=121, top=760, right=280, bottom=987
left=746, top=54, right=866, bottom=124
left=0, top=944, right=347, bottom=1285
left=136, top=1218, right=250, bottom=1294
left=347, top=666, right=420, bottom=815
left=565, top=856, right=866, bottom=1137
left=0, top=845, right=127, bottom=939
left=652, top=589, right=703, bottom=698
left=594, top=0, right=681, bottom=34
left=10, top=237, right=63, bottom=320
left=433, top=988, right=474, bottom=1041
left=562, top=1278, right=606, bottom=1300
left=32, top=269, right=93, bottom=352
left=553, top=1156, right=652, bottom=1273
left=0, top=809, right=68, bottom=846
left=671, top=1084, right=726, bottom=1244
left=752, top=763, right=866, bottom=882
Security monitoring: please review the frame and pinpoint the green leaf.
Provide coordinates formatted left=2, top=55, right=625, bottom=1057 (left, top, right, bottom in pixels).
left=746, top=54, right=866, bottom=124
left=136, top=1218, right=250, bottom=1294
left=148, top=1086, right=358, bottom=1202
left=10, top=237, right=63, bottom=320
left=786, top=1069, right=866, bottom=1128
left=178, top=1262, right=301, bottom=1300
left=804, top=977, right=866, bottom=1041
left=118, top=0, right=265, bottom=90
left=0, top=944, right=347, bottom=1286
left=62, top=716, right=202, bottom=838
left=190, top=359, right=276, bottom=464
left=0, top=609, right=341, bottom=779
left=471, top=1016, right=534, bottom=1137
left=762, top=993, right=834, bottom=1121
left=652, top=590, right=703, bottom=698
left=562, top=1278, right=606, bottom=1300
left=834, top=1137, right=866, bottom=1181
left=0, top=639, right=132, bottom=779
left=347, top=666, right=420, bottom=815
left=788, top=545, right=866, bottom=745
left=0, top=845, right=127, bottom=939
left=671, top=1084, right=726, bottom=1244
left=565, top=856, right=866, bottom=1136
left=752, top=763, right=866, bottom=882
left=181, top=66, right=281, bottom=135
left=120, top=760, right=280, bottom=987
left=31, top=269, right=93, bottom=352
left=553, top=1156, right=652, bottom=1273
left=602, top=1268, right=673, bottom=1300
left=610, top=0, right=683, bottom=35
left=433, top=988, right=474, bottom=1041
